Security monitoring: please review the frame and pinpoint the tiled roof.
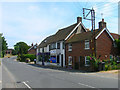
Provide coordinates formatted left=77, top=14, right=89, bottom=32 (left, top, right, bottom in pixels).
left=38, top=23, right=77, bottom=48
left=66, top=29, right=100, bottom=43
left=110, top=33, right=120, bottom=39
left=38, top=35, right=54, bottom=48
left=28, top=44, right=37, bottom=51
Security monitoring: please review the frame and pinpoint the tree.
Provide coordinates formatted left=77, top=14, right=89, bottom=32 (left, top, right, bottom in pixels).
left=14, top=42, right=30, bottom=55
left=0, top=34, right=2, bottom=57
left=115, top=38, right=120, bottom=53
left=0, top=35, right=8, bottom=57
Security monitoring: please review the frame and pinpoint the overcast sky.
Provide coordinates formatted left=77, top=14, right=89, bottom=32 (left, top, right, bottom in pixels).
left=0, top=0, right=119, bottom=48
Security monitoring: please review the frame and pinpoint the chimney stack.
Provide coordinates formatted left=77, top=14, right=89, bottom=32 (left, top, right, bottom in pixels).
left=77, top=17, right=82, bottom=23
left=31, top=43, right=33, bottom=46
left=99, top=18, right=106, bottom=30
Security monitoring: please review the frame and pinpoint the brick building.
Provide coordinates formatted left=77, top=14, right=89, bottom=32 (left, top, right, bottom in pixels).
left=36, top=17, right=88, bottom=67
left=65, top=18, right=119, bottom=71
left=28, top=43, right=37, bottom=55
left=5, top=49, right=13, bottom=55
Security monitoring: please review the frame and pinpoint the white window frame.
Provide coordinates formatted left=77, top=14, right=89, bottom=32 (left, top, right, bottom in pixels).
left=68, top=56, right=72, bottom=65
left=85, top=40, right=90, bottom=50
left=85, top=56, right=90, bottom=66
left=68, top=43, right=72, bottom=51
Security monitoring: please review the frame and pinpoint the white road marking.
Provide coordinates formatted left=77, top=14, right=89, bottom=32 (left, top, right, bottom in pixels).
left=78, top=82, right=96, bottom=88
left=22, top=81, right=32, bottom=90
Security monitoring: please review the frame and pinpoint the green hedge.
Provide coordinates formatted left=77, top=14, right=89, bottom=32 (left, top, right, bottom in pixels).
left=17, top=54, right=36, bottom=62
left=105, top=64, right=120, bottom=71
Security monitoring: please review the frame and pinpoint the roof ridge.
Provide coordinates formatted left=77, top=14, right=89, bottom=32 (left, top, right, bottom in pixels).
left=58, top=23, right=77, bottom=30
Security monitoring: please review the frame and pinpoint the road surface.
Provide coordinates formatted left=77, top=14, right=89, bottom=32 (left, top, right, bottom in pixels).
left=2, top=56, right=119, bottom=89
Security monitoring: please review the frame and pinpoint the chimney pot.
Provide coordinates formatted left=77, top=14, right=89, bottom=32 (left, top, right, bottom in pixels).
left=102, top=18, right=104, bottom=22
left=31, top=43, right=33, bottom=46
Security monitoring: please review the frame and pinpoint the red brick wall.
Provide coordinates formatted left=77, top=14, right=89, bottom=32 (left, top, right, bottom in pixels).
left=28, top=49, right=36, bottom=55
left=96, top=30, right=118, bottom=60
left=65, top=41, right=94, bottom=71
left=65, top=30, right=119, bottom=71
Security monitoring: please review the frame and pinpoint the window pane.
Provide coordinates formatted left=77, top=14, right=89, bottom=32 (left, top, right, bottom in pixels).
left=57, top=42, right=60, bottom=49
left=85, top=40, right=89, bottom=49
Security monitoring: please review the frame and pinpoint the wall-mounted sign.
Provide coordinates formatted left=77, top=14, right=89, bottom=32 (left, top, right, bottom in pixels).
left=50, top=49, right=60, bottom=55
left=50, top=56, right=56, bottom=63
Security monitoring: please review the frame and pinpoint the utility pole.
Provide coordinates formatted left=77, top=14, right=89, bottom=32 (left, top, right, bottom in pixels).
left=83, top=8, right=96, bottom=57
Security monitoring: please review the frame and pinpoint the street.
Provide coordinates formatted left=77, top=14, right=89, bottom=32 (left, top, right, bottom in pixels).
left=2, top=56, right=119, bottom=89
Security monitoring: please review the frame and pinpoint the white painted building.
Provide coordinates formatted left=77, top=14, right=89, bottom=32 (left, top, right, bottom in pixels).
left=37, top=17, right=88, bottom=67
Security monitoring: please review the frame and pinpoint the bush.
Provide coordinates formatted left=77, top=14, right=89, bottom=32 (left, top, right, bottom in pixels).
left=17, top=56, right=21, bottom=61
left=89, top=55, right=100, bottom=71
left=20, top=55, right=26, bottom=62
left=17, top=54, right=36, bottom=62
left=24, top=54, right=36, bottom=62
left=107, top=65, right=112, bottom=70
left=105, top=65, right=108, bottom=71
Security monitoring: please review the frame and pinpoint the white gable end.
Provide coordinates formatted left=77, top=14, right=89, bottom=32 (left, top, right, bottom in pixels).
left=95, top=28, right=115, bottom=41
left=65, top=22, right=87, bottom=40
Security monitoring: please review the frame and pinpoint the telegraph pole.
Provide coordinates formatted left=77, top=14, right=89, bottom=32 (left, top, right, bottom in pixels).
left=83, top=8, right=96, bottom=57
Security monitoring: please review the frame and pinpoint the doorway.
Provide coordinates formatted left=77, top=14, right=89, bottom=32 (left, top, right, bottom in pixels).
left=61, top=54, right=63, bottom=67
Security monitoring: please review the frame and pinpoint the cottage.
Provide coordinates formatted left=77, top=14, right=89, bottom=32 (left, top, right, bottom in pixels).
left=28, top=43, right=37, bottom=55
left=65, top=18, right=119, bottom=71
left=5, top=49, right=13, bottom=55
left=37, top=17, right=88, bottom=67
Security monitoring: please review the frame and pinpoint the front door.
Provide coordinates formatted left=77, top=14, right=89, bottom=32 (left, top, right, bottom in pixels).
left=57, top=55, right=59, bottom=64
left=79, top=56, right=81, bottom=69
left=61, top=54, right=63, bottom=67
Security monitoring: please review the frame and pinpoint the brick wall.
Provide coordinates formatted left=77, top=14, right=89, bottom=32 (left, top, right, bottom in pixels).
left=65, top=41, right=94, bottom=71
left=65, top=30, right=119, bottom=71
left=28, top=49, right=36, bottom=55
left=96, top=30, right=118, bottom=60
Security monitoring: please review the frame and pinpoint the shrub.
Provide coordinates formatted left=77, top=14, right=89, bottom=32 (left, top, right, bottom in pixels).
left=107, top=65, right=112, bottom=70
left=17, top=56, right=21, bottom=61
left=17, top=54, right=36, bottom=62
left=117, top=63, right=120, bottom=69
left=89, top=55, right=100, bottom=71
left=23, top=54, right=36, bottom=62
left=20, top=55, right=26, bottom=62
left=105, top=65, right=108, bottom=71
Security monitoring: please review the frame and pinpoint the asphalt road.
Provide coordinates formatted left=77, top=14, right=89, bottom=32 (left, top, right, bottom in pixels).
left=2, top=56, right=119, bottom=89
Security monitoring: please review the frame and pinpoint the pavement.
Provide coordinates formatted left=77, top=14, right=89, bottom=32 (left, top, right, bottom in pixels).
left=2, top=56, right=119, bottom=89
